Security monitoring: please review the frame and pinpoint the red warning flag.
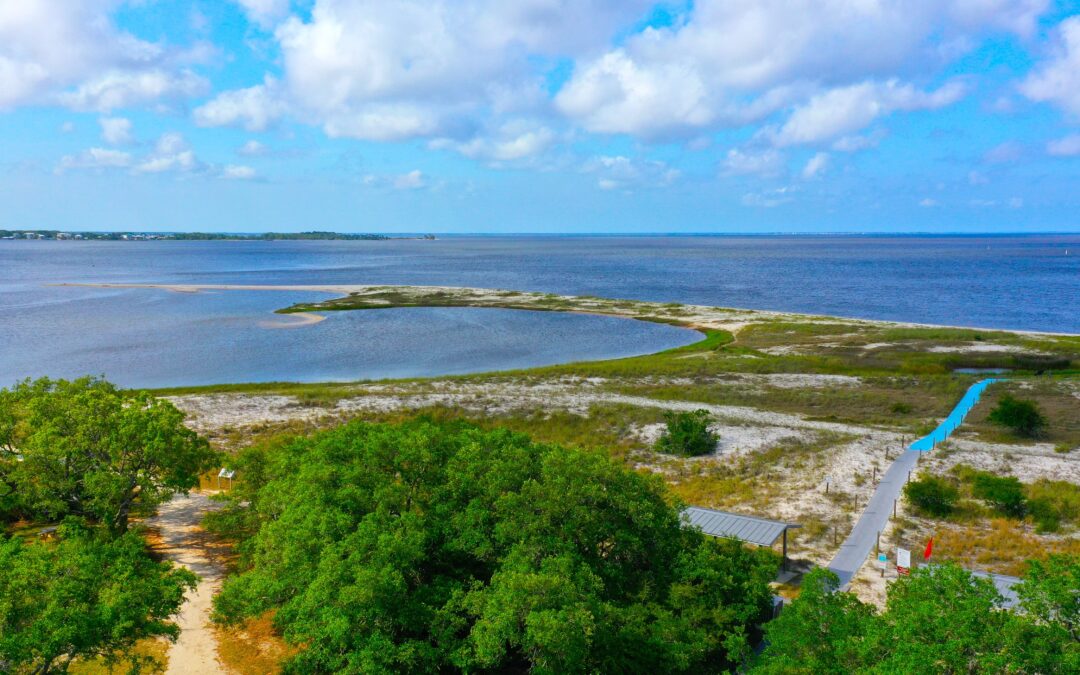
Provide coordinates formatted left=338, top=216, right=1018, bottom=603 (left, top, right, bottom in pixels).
left=924, top=537, right=934, bottom=561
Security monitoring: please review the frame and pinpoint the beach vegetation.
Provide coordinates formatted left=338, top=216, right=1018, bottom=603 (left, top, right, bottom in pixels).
left=988, top=394, right=1047, bottom=437
left=210, top=418, right=778, bottom=674
left=756, top=561, right=1080, bottom=672
left=656, top=409, right=717, bottom=457
left=903, top=475, right=959, bottom=517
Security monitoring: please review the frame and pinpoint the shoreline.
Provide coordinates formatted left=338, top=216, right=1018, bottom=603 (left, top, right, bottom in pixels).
left=50, top=282, right=1080, bottom=338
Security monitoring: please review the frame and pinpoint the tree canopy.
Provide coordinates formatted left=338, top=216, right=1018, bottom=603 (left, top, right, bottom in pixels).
left=0, top=377, right=216, bottom=532
left=0, top=377, right=216, bottom=673
left=0, top=524, right=197, bottom=674
left=756, top=561, right=1080, bottom=673
left=211, top=418, right=778, bottom=674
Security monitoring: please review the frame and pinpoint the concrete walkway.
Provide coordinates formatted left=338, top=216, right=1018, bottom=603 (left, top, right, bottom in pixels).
left=827, top=378, right=1000, bottom=589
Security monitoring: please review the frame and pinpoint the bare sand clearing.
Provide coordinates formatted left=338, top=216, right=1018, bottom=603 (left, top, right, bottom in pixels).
left=147, top=493, right=227, bottom=675
left=258, top=312, right=326, bottom=328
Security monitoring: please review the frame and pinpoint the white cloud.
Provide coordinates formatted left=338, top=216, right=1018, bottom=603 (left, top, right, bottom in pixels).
left=968, top=170, right=989, bottom=185
left=1047, top=134, right=1080, bottom=156
left=919, top=197, right=939, bottom=207
left=1008, top=196, right=1023, bottom=208
left=238, top=140, right=269, bottom=156
left=742, top=186, right=796, bottom=208
left=773, top=80, right=965, bottom=146
left=0, top=1, right=208, bottom=111
left=801, top=152, right=829, bottom=179
left=239, top=0, right=651, bottom=142
left=1020, top=16, right=1080, bottom=117
left=582, top=155, right=680, bottom=190
left=222, top=164, right=257, bottom=179
left=234, top=0, right=291, bottom=28
left=393, top=169, right=426, bottom=190
left=555, top=1, right=1038, bottom=139
left=722, top=147, right=784, bottom=176
left=431, top=122, right=557, bottom=162
left=60, top=69, right=207, bottom=113
left=99, top=117, right=133, bottom=145
left=983, top=141, right=1023, bottom=163
left=193, top=77, right=287, bottom=131
left=135, top=132, right=200, bottom=174
left=56, top=147, right=132, bottom=173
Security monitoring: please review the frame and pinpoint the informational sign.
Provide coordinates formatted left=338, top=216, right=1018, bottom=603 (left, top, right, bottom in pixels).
left=878, top=553, right=888, bottom=570
left=896, top=548, right=911, bottom=575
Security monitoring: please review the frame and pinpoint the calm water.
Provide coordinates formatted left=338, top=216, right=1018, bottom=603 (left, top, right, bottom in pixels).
left=1, top=235, right=1077, bottom=387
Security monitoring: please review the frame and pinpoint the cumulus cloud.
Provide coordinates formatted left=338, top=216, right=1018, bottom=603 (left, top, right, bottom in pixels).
left=1047, top=134, right=1080, bottom=156
left=801, top=152, right=829, bottom=179
left=237, top=140, right=269, bottom=156
left=60, top=70, right=208, bottom=113
left=135, top=132, right=200, bottom=174
left=556, top=1, right=1037, bottom=139
left=773, top=80, right=965, bottom=146
left=222, top=164, right=257, bottom=179
left=99, top=117, right=133, bottom=145
left=0, top=1, right=208, bottom=111
left=721, top=148, right=784, bottom=177
left=234, top=0, right=291, bottom=28
left=919, top=197, right=940, bottom=207
left=1021, top=17, right=1080, bottom=117
left=56, top=147, right=132, bottom=173
left=582, top=155, right=680, bottom=190
left=430, top=121, right=557, bottom=162
left=393, top=169, right=426, bottom=190
left=193, top=77, right=287, bottom=131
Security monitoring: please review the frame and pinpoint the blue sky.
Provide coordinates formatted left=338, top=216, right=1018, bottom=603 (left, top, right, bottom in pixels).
left=2, top=0, right=1080, bottom=233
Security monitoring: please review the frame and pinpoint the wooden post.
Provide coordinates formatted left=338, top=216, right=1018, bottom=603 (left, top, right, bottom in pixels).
left=893, top=499, right=897, bottom=519
left=873, top=466, right=877, bottom=482
left=782, top=529, right=788, bottom=572
left=876, top=531, right=880, bottom=555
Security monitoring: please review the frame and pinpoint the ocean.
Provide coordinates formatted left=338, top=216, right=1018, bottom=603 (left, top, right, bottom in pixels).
left=1, top=234, right=1076, bottom=388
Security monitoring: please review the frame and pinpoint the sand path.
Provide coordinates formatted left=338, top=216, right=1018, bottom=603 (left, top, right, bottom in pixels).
left=147, top=492, right=227, bottom=675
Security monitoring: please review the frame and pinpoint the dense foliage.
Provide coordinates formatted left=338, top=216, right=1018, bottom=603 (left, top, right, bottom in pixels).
left=988, top=394, right=1047, bottom=437
left=756, top=560, right=1080, bottom=673
left=0, top=377, right=216, bottom=532
left=211, top=418, right=778, bottom=674
left=0, top=525, right=197, bottom=674
left=0, top=377, right=216, bottom=673
left=656, top=409, right=718, bottom=457
left=969, top=473, right=1027, bottom=518
left=903, top=475, right=959, bottom=517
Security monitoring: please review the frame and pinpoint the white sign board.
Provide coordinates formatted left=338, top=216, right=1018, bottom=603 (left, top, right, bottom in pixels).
left=896, top=547, right=911, bottom=575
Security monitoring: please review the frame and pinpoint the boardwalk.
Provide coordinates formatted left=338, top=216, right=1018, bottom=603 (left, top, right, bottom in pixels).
left=827, top=379, right=999, bottom=588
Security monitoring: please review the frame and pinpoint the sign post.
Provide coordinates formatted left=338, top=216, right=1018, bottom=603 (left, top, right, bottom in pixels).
left=896, top=547, right=911, bottom=576
left=878, top=553, right=888, bottom=577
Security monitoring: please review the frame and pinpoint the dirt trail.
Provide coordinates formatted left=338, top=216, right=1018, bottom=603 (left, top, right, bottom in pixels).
left=147, top=492, right=227, bottom=675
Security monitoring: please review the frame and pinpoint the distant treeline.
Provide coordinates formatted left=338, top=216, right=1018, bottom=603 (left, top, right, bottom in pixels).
left=0, top=230, right=435, bottom=241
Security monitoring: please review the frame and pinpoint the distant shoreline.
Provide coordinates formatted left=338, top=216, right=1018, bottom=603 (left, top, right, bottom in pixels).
left=0, top=230, right=436, bottom=242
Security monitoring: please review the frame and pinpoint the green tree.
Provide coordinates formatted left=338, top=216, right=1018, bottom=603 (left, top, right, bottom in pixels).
left=0, top=524, right=196, bottom=674
left=656, top=409, right=718, bottom=457
left=756, top=568, right=873, bottom=673
left=988, top=394, right=1047, bottom=437
left=903, top=475, right=959, bottom=517
left=0, top=377, right=217, bottom=532
left=970, top=473, right=1027, bottom=518
left=212, top=418, right=777, bottom=674
left=1018, top=555, right=1080, bottom=647
left=755, top=562, right=1078, bottom=673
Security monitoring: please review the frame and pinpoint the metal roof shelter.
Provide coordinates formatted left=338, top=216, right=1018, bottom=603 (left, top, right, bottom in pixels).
left=683, top=506, right=802, bottom=570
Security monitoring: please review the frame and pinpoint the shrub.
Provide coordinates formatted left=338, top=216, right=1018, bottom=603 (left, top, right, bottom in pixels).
left=656, top=409, right=718, bottom=457
left=971, top=474, right=1027, bottom=518
left=904, top=475, right=959, bottom=517
left=1026, top=480, right=1080, bottom=533
left=988, top=395, right=1047, bottom=438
